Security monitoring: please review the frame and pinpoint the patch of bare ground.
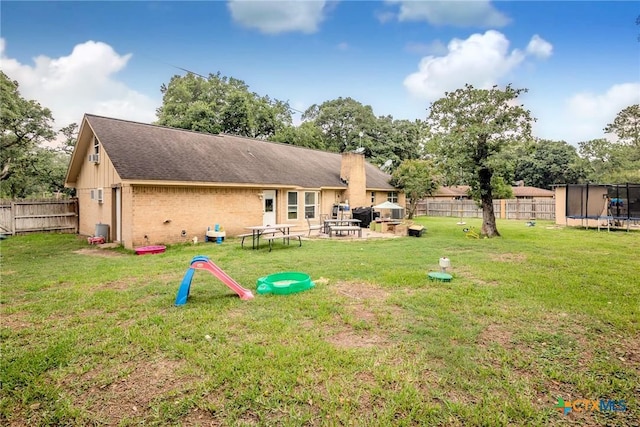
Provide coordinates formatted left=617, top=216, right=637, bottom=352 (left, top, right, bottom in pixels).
left=325, top=330, right=388, bottom=349
left=179, top=407, right=223, bottom=426
left=619, top=334, right=640, bottom=372
left=333, top=281, right=390, bottom=301
left=94, top=279, right=132, bottom=291
left=74, top=248, right=123, bottom=257
left=477, top=323, right=514, bottom=350
left=455, top=266, right=500, bottom=286
left=490, top=252, right=527, bottom=263
left=1, top=311, right=30, bottom=331
left=324, top=282, right=398, bottom=349
left=63, top=358, right=199, bottom=425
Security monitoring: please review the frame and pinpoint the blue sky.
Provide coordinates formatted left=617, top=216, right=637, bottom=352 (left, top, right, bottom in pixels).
left=1, top=1, right=638, bottom=145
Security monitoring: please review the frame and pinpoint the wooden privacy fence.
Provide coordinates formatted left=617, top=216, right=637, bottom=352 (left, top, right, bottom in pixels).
left=0, top=199, right=78, bottom=235
left=414, top=199, right=555, bottom=220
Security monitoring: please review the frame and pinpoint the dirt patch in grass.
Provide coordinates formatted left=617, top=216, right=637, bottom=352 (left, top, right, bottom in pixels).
left=490, top=252, right=527, bottom=263
left=477, top=323, right=514, bottom=349
left=326, top=330, right=389, bottom=349
left=1, top=311, right=31, bottom=331
left=333, top=281, right=390, bottom=300
left=93, top=279, right=132, bottom=291
left=179, top=407, right=223, bottom=426
left=64, top=358, right=198, bottom=425
left=455, top=266, right=500, bottom=286
left=325, top=282, right=395, bottom=349
left=74, top=248, right=124, bottom=258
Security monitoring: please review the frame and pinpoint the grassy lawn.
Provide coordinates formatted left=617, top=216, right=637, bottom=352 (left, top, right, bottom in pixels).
left=1, top=217, right=638, bottom=426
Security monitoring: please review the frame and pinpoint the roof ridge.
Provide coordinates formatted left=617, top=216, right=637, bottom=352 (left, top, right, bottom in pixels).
left=84, top=114, right=225, bottom=139
left=84, top=114, right=339, bottom=156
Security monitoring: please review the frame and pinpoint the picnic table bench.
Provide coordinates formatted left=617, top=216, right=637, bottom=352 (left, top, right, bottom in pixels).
left=238, top=233, right=255, bottom=248
left=328, top=225, right=362, bottom=238
left=261, top=232, right=304, bottom=252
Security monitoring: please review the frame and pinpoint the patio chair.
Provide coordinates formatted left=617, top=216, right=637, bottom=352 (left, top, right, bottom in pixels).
left=306, top=215, right=323, bottom=237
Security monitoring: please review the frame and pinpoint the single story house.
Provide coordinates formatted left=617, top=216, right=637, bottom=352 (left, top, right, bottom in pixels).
left=64, top=114, right=403, bottom=249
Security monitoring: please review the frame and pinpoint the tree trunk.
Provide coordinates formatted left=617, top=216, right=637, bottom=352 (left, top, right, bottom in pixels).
left=479, top=166, right=500, bottom=237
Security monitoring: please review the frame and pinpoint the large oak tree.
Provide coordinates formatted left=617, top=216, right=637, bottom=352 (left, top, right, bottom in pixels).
left=0, top=71, right=56, bottom=183
left=427, top=84, right=534, bottom=237
left=156, top=72, right=292, bottom=139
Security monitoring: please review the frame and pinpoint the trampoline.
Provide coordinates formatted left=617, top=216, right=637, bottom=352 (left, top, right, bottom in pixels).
left=563, top=183, right=640, bottom=231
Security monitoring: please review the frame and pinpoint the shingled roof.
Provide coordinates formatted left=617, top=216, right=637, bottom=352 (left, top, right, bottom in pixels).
left=82, top=114, right=394, bottom=189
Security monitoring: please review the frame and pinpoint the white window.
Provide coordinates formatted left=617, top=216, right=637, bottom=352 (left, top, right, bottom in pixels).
left=371, top=191, right=376, bottom=204
left=387, top=191, right=398, bottom=203
left=88, top=136, right=100, bottom=163
left=287, top=191, right=298, bottom=220
left=304, top=192, right=317, bottom=219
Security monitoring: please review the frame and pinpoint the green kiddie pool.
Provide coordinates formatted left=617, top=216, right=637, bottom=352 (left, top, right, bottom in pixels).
left=256, top=272, right=315, bottom=295
left=428, top=272, right=453, bottom=282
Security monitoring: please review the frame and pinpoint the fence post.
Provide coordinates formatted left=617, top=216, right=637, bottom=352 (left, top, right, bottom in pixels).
left=11, top=202, right=16, bottom=235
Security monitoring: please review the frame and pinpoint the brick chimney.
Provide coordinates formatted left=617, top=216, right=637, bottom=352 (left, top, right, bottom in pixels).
left=340, top=152, right=367, bottom=208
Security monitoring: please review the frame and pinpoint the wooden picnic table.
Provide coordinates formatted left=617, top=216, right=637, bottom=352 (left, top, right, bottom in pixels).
left=241, top=224, right=303, bottom=251
left=323, top=218, right=361, bottom=234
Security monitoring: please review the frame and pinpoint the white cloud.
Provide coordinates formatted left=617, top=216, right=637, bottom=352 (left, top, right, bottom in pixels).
left=0, top=39, right=158, bottom=129
left=564, top=83, right=640, bottom=142
left=337, top=42, right=349, bottom=51
left=403, top=31, right=554, bottom=101
left=227, top=0, right=328, bottom=34
left=526, top=35, right=553, bottom=59
left=385, top=0, right=509, bottom=27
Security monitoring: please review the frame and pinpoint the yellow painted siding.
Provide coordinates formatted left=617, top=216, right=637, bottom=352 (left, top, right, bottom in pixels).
left=75, top=140, right=121, bottom=239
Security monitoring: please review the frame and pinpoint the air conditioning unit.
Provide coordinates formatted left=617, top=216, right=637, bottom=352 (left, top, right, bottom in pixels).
left=88, top=153, right=100, bottom=164
left=90, top=188, right=104, bottom=203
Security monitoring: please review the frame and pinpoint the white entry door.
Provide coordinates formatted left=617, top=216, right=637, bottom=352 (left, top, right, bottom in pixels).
left=263, top=190, right=276, bottom=226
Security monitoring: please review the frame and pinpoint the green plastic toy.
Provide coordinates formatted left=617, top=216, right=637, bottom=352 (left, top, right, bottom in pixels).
left=256, top=272, right=315, bottom=295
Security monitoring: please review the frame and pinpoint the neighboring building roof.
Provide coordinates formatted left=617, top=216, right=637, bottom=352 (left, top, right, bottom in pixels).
left=77, top=114, right=394, bottom=190
left=511, top=186, right=554, bottom=198
left=434, top=186, right=470, bottom=197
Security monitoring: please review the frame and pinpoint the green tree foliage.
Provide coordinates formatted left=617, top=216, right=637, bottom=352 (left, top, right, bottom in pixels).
left=0, top=146, right=70, bottom=199
left=391, top=159, right=439, bottom=219
left=301, top=97, right=377, bottom=153
left=514, top=139, right=587, bottom=189
left=596, top=104, right=640, bottom=182
left=579, top=138, right=640, bottom=183
left=299, top=97, right=425, bottom=172
left=368, top=117, right=425, bottom=171
left=604, top=104, right=639, bottom=147
left=58, top=123, right=79, bottom=156
left=0, top=71, right=56, bottom=183
left=427, top=84, right=534, bottom=237
left=271, top=121, right=326, bottom=149
left=156, top=72, right=292, bottom=139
